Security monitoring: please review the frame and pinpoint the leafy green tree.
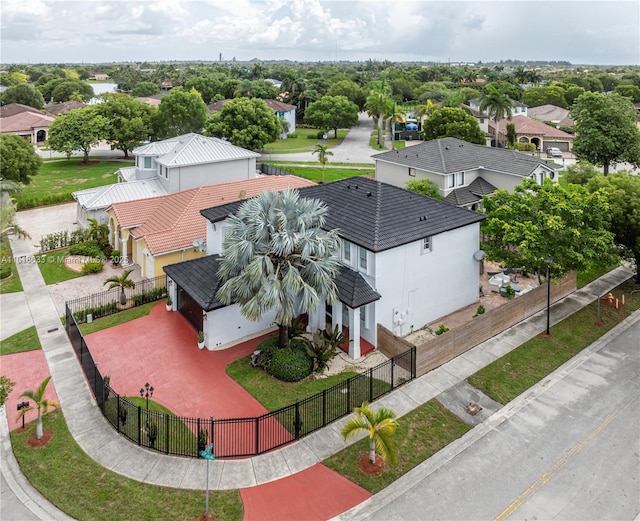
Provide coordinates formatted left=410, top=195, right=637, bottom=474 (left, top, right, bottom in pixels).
left=521, top=85, right=568, bottom=109
left=613, top=84, right=640, bottom=103
left=0, top=376, right=15, bottom=407
left=571, top=92, right=640, bottom=175
left=405, top=179, right=443, bottom=200
left=0, top=71, right=28, bottom=87
left=327, top=80, right=367, bottom=110
left=153, top=87, right=208, bottom=139
left=586, top=173, right=640, bottom=283
left=480, top=84, right=514, bottom=147
left=422, top=107, right=485, bottom=144
left=0, top=83, right=45, bottom=109
left=365, top=81, right=393, bottom=148
left=48, top=107, right=110, bottom=163
left=312, top=143, right=334, bottom=183
left=184, top=76, right=222, bottom=104
left=342, top=402, right=399, bottom=465
left=0, top=134, right=42, bottom=185
left=562, top=162, right=600, bottom=186
left=37, top=78, right=65, bottom=102
left=96, top=94, right=154, bottom=158
left=50, top=80, right=94, bottom=103
left=18, top=376, right=58, bottom=440
left=304, top=95, right=359, bottom=139
left=104, top=268, right=135, bottom=305
left=205, top=97, right=280, bottom=151
left=481, top=179, right=616, bottom=281
left=130, top=81, right=161, bottom=98
left=217, top=189, right=340, bottom=349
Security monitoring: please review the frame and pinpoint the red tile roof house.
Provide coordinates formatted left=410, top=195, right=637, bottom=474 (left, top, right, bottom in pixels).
left=208, top=98, right=296, bottom=139
left=490, top=114, right=574, bottom=154
left=105, top=175, right=315, bottom=278
left=164, top=178, right=486, bottom=357
left=0, top=104, right=54, bottom=144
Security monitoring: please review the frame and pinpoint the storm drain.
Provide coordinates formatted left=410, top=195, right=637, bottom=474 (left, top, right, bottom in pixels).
left=465, top=403, right=482, bottom=416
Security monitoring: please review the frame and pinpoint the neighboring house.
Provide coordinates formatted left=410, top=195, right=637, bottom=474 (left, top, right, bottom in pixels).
left=0, top=103, right=39, bottom=118
left=106, top=175, right=314, bottom=277
left=208, top=98, right=296, bottom=139
left=468, top=98, right=528, bottom=117
left=44, top=100, right=87, bottom=116
left=491, top=115, right=574, bottom=152
left=0, top=107, right=54, bottom=144
left=91, top=74, right=109, bottom=81
left=527, top=104, right=574, bottom=130
left=164, top=178, right=486, bottom=356
left=136, top=96, right=162, bottom=107
left=73, top=133, right=260, bottom=229
left=373, top=137, right=561, bottom=209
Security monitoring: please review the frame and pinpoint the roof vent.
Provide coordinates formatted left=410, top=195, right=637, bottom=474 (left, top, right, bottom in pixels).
left=355, top=185, right=358, bottom=189
left=366, top=191, right=372, bottom=197
left=459, top=144, right=464, bottom=147
left=347, top=184, right=351, bottom=189
left=445, top=146, right=449, bottom=150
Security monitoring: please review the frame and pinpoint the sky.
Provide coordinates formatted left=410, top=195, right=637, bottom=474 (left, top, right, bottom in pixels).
left=1, top=0, right=639, bottom=65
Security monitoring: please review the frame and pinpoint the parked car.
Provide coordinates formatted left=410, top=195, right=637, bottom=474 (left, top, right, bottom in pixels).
left=546, top=147, right=563, bottom=157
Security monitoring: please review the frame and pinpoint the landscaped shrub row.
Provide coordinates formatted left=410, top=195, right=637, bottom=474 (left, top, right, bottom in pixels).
left=69, top=241, right=106, bottom=259
left=16, top=192, right=74, bottom=210
left=82, top=261, right=104, bottom=274
left=131, top=287, right=166, bottom=306
left=73, top=302, right=118, bottom=322
left=40, top=229, right=88, bottom=253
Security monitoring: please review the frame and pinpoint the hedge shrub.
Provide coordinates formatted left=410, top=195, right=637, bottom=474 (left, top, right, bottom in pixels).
left=267, top=347, right=313, bottom=382
left=82, top=261, right=104, bottom=274
left=69, top=241, right=105, bottom=259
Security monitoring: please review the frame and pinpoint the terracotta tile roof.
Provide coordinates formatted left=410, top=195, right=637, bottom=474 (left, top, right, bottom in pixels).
left=0, top=103, right=40, bottom=118
left=115, top=175, right=315, bottom=256
left=0, top=111, right=55, bottom=133
left=493, top=115, right=573, bottom=139
left=44, top=100, right=87, bottom=116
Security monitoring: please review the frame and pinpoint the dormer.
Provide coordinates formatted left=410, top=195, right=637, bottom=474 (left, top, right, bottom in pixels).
left=135, top=154, right=157, bottom=180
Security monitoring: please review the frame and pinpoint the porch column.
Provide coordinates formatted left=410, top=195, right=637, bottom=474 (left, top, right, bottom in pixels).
left=348, top=307, right=361, bottom=359
left=332, top=302, right=343, bottom=331
left=120, top=231, right=128, bottom=263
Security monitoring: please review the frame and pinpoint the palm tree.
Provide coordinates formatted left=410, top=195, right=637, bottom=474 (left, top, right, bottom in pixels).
left=312, top=144, right=333, bottom=183
left=342, top=402, right=398, bottom=465
left=479, top=84, right=514, bottom=148
left=217, top=189, right=341, bottom=349
left=415, top=99, right=436, bottom=129
left=104, top=268, right=135, bottom=305
left=86, top=217, right=108, bottom=242
left=365, top=81, right=393, bottom=148
left=388, top=103, right=406, bottom=148
left=0, top=199, right=30, bottom=239
left=18, top=376, right=58, bottom=440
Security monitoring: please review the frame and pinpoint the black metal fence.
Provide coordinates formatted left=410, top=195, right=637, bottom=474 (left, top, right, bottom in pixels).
left=257, top=163, right=293, bottom=176
left=65, top=304, right=416, bottom=459
left=67, top=274, right=167, bottom=324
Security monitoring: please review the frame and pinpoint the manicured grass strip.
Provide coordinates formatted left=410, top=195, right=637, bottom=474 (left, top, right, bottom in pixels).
left=15, top=160, right=133, bottom=210
left=0, top=238, right=23, bottom=294
left=263, top=128, right=348, bottom=153
left=36, top=248, right=85, bottom=285
left=227, top=355, right=358, bottom=411
left=576, top=261, right=621, bottom=289
left=0, top=326, right=41, bottom=355
left=80, top=301, right=158, bottom=335
left=264, top=165, right=373, bottom=184
left=468, top=279, right=640, bottom=405
left=323, top=400, right=471, bottom=494
left=265, top=160, right=374, bottom=167
left=11, top=411, right=243, bottom=521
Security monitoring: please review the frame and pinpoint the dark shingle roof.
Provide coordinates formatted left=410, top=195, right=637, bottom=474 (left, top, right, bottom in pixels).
left=444, top=177, right=497, bottom=206
left=373, top=137, right=558, bottom=177
left=201, top=177, right=485, bottom=253
left=336, top=266, right=381, bottom=308
left=163, top=255, right=224, bottom=311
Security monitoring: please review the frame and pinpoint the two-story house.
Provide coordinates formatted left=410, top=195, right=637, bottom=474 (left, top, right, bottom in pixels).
left=164, top=177, right=486, bottom=357
left=374, top=137, right=561, bottom=210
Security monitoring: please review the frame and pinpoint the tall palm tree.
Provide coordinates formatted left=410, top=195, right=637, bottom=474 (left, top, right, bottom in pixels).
left=365, top=81, right=393, bottom=148
left=217, top=189, right=340, bottom=349
left=312, top=144, right=333, bottom=183
left=480, top=84, right=514, bottom=148
left=415, top=99, right=436, bottom=129
left=104, top=268, right=135, bottom=305
left=388, top=103, right=406, bottom=148
left=342, top=402, right=398, bottom=465
left=86, top=217, right=108, bottom=242
left=18, top=376, right=58, bottom=440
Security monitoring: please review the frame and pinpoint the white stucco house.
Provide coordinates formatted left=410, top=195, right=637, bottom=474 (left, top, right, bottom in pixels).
left=72, top=133, right=261, bottom=229
left=374, top=137, right=561, bottom=209
left=164, top=177, right=486, bottom=358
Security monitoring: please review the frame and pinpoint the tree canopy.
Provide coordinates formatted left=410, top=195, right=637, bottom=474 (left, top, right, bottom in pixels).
left=304, top=95, right=359, bottom=138
left=422, top=106, right=485, bottom=144
left=216, top=189, right=341, bottom=348
left=205, top=97, right=280, bottom=151
left=130, top=81, right=161, bottom=98
left=0, top=83, right=45, bottom=109
left=481, top=179, right=616, bottom=279
left=48, top=107, right=110, bottom=163
left=153, top=87, right=208, bottom=139
left=405, top=178, right=443, bottom=199
left=327, top=80, right=367, bottom=110
left=571, top=92, right=640, bottom=175
left=0, top=134, right=42, bottom=185
left=50, top=80, right=94, bottom=102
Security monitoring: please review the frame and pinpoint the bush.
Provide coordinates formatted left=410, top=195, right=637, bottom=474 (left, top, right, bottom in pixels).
left=0, top=265, right=12, bottom=279
left=111, top=250, right=121, bottom=265
left=82, top=261, right=104, bottom=274
left=267, top=348, right=313, bottom=382
left=40, top=229, right=87, bottom=253
left=131, top=287, right=165, bottom=306
left=69, top=241, right=105, bottom=259
left=72, top=301, right=118, bottom=322
left=255, top=336, right=279, bottom=368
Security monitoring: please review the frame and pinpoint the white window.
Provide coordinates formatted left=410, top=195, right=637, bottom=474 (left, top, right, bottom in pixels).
left=422, top=236, right=432, bottom=254
left=448, top=174, right=455, bottom=188
left=342, top=240, right=351, bottom=262
left=409, top=167, right=416, bottom=177
left=144, top=156, right=152, bottom=169
left=456, top=172, right=465, bottom=186
left=358, top=246, right=368, bottom=271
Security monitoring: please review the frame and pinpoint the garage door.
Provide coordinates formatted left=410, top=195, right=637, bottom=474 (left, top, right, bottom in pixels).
left=177, top=286, right=203, bottom=332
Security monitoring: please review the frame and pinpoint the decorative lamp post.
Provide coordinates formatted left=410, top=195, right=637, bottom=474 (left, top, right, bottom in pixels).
left=139, top=382, right=154, bottom=410
left=17, top=401, right=29, bottom=429
left=545, top=256, right=553, bottom=336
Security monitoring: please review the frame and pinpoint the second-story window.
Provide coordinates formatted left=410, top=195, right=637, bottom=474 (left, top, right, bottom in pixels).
left=359, top=246, right=368, bottom=271
left=342, top=240, right=351, bottom=263
left=457, top=172, right=465, bottom=186
left=144, top=156, right=152, bottom=169
left=409, top=167, right=416, bottom=177
left=448, top=174, right=455, bottom=188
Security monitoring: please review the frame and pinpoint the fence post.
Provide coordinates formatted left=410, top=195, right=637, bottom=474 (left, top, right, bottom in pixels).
left=165, top=414, right=169, bottom=454
left=412, top=346, right=416, bottom=380
left=369, top=367, right=374, bottom=402
left=346, top=379, right=351, bottom=412
left=294, top=401, right=301, bottom=439
left=116, top=396, right=121, bottom=434
left=197, top=418, right=201, bottom=456
left=255, top=417, right=260, bottom=455
left=210, top=416, right=214, bottom=454
left=391, top=357, right=395, bottom=388
left=322, top=389, right=326, bottom=427
left=137, top=406, right=142, bottom=446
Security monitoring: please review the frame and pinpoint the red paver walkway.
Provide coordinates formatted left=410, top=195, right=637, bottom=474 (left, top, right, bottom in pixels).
left=86, top=303, right=271, bottom=420
left=0, top=350, right=58, bottom=431
left=240, top=463, right=371, bottom=521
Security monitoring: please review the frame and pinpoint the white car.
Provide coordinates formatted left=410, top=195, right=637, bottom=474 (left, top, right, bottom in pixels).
left=546, top=147, right=563, bottom=158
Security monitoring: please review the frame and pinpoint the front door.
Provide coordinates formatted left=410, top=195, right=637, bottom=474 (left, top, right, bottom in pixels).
left=177, top=286, right=203, bottom=332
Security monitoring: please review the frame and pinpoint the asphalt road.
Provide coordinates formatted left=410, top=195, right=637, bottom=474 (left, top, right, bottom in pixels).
left=340, top=317, right=640, bottom=521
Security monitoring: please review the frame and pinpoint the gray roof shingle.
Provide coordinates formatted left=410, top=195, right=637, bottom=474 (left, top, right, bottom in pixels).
left=444, top=177, right=497, bottom=206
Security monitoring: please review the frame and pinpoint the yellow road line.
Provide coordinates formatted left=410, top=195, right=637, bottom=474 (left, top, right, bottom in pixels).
left=494, top=413, right=615, bottom=521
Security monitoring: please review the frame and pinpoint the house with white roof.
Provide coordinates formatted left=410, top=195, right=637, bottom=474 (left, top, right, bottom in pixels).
left=73, top=133, right=261, bottom=229
left=374, top=137, right=561, bottom=209
left=164, top=178, right=486, bottom=357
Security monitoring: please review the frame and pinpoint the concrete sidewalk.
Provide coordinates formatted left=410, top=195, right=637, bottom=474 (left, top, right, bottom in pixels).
left=2, top=220, right=635, bottom=518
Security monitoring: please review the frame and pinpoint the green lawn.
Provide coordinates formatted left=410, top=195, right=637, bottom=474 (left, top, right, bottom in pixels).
left=263, top=128, right=348, bottom=153
left=324, top=400, right=471, bottom=494
left=0, top=326, right=41, bottom=355
left=15, top=160, right=133, bottom=209
left=468, top=278, right=640, bottom=404
left=79, top=301, right=159, bottom=335
left=36, top=248, right=86, bottom=284
left=11, top=411, right=243, bottom=521
left=0, top=238, right=23, bottom=294
left=263, top=165, right=373, bottom=184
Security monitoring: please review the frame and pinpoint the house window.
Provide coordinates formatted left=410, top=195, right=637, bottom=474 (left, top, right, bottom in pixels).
left=342, top=240, right=351, bottom=262
left=409, top=168, right=416, bottom=177
left=144, top=156, right=152, bottom=169
left=422, top=236, right=432, bottom=254
left=456, top=172, right=465, bottom=186
left=448, top=174, right=455, bottom=188
left=358, top=247, right=368, bottom=271
left=479, top=118, right=485, bottom=123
